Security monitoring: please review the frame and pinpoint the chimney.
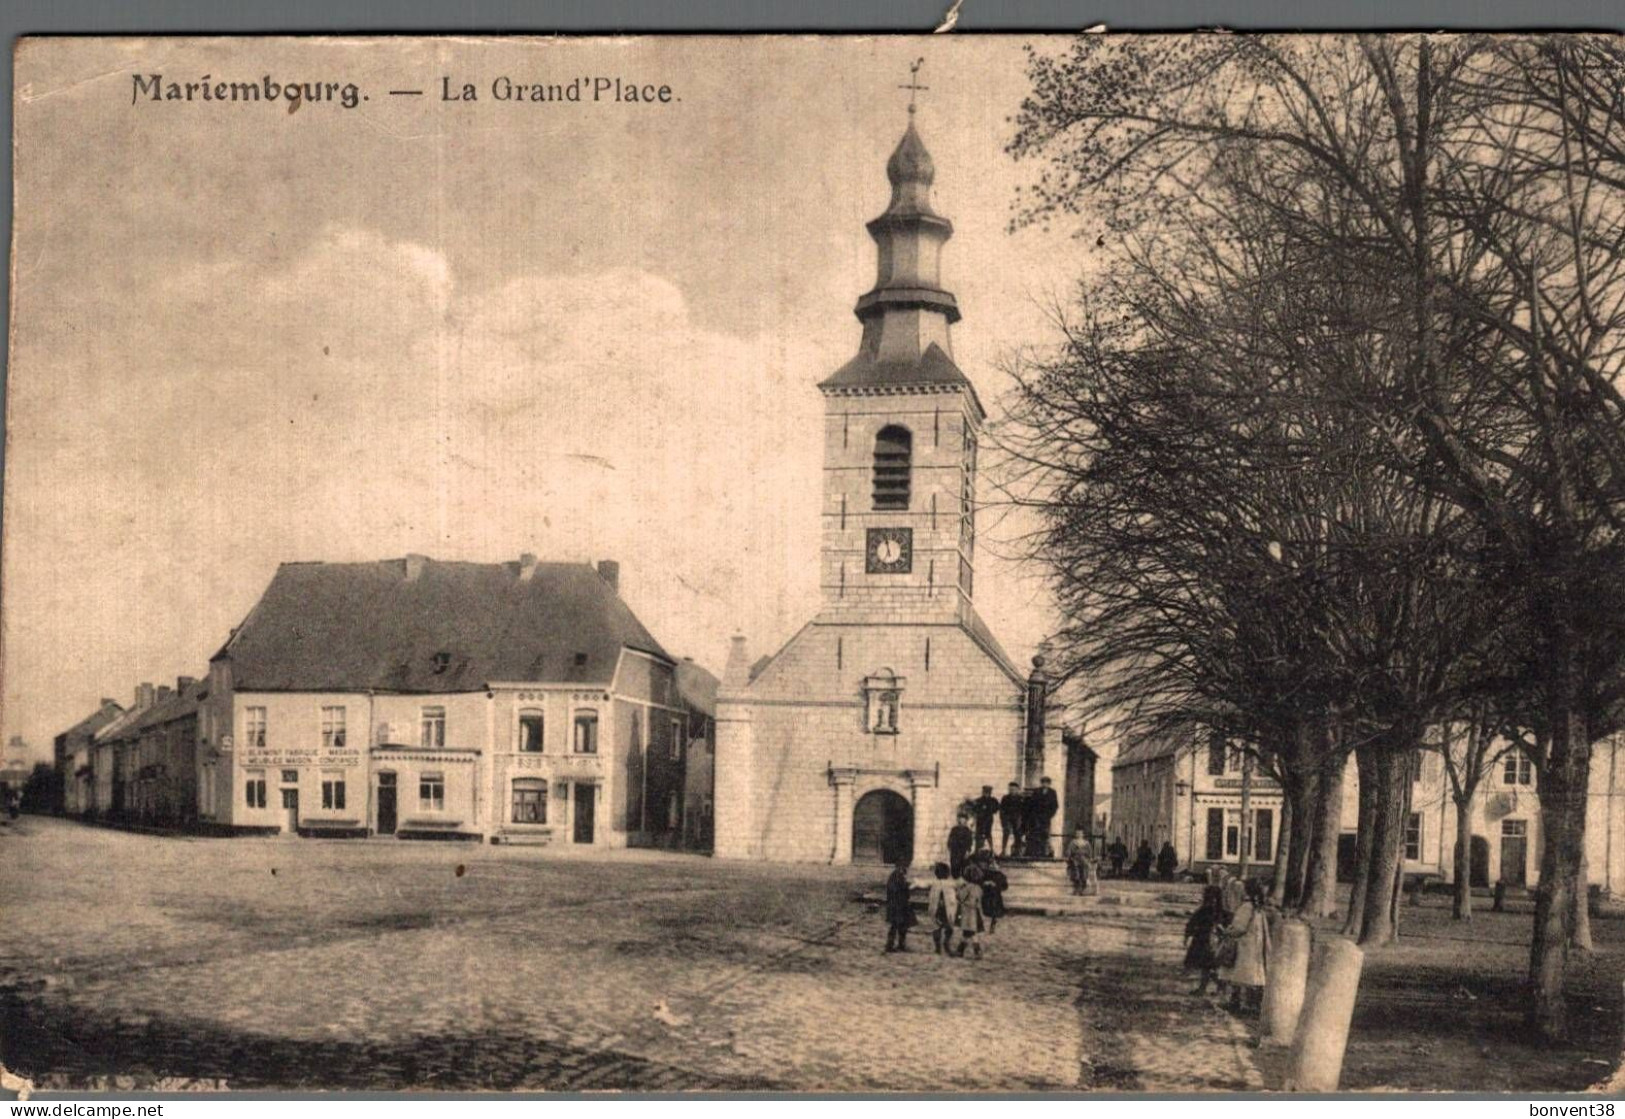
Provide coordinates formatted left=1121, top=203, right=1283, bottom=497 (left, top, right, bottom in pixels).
left=177, top=676, right=197, bottom=692
left=597, top=560, right=620, bottom=594
left=722, top=634, right=752, bottom=691
left=156, top=686, right=174, bottom=705
left=135, top=682, right=155, bottom=710
left=100, top=698, right=117, bottom=709
left=518, top=553, right=538, bottom=582
left=404, top=554, right=428, bottom=582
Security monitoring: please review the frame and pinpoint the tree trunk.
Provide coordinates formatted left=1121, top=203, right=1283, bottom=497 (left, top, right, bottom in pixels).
left=1359, top=745, right=1410, bottom=948
left=1453, top=794, right=1473, bottom=921
left=1303, top=751, right=1346, bottom=919
left=1272, top=794, right=1294, bottom=903
left=1342, top=748, right=1378, bottom=935
left=1527, top=702, right=1590, bottom=1041
left=1283, top=770, right=1317, bottom=908
left=1573, top=849, right=1594, bottom=953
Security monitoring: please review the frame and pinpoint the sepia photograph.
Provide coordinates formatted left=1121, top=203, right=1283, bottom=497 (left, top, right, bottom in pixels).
left=3, top=30, right=1625, bottom=1098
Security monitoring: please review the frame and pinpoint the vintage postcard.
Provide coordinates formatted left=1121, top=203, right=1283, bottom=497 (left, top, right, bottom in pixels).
left=4, top=33, right=1625, bottom=1097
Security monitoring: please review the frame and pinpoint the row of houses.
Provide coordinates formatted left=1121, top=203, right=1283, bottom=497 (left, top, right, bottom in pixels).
left=1110, top=731, right=1625, bottom=894
left=53, top=555, right=719, bottom=850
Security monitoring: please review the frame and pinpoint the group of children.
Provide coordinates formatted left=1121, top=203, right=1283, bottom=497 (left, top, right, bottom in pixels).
left=884, top=848, right=1009, bottom=958
left=1181, top=872, right=1273, bottom=1013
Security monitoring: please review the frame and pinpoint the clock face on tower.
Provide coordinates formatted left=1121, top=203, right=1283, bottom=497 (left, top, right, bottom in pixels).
left=866, top=527, right=913, bottom=574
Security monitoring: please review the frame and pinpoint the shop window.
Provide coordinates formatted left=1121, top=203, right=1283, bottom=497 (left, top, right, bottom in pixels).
left=1205, top=807, right=1224, bottom=861
left=1405, top=812, right=1422, bottom=861
left=321, top=706, right=347, bottom=749
left=574, top=711, right=599, bottom=754
left=244, top=707, right=267, bottom=750
left=245, top=774, right=267, bottom=809
left=420, top=706, right=446, bottom=749
left=1254, top=808, right=1273, bottom=862
left=420, top=773, right=445, bottom=811
left=1503, top=752, right=1533, bottom=786
left=511, top=779, right=546, bottom=824
left=321, top=775, right=346, bottom=811
left=518, top=710, right=544, bottom=753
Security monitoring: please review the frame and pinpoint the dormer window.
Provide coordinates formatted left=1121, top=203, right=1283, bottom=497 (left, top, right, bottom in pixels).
left=863, top=670, right=905, bottom=735
left=432, top=651, right=451, bottom=675
left=873, top=426, right=912, bottom=510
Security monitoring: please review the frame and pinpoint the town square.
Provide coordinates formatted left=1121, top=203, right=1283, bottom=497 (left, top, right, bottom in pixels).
left=6, top=32, right=1625, bottom=1097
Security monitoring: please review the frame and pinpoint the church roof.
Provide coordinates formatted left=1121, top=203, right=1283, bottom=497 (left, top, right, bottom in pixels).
left=217, top=557, right=670, bottom=693
left=817, top=342, right=981, bottom=408
left=961, top=603, right=1023, bottom=683
left=887, top=120, right=935, bottom=189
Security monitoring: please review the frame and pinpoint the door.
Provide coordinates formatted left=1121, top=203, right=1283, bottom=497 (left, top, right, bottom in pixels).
left=376, top=773, right=397, bottom=836
left=574, top=782, right=596, bottom=844
left=1469, top=835, right=1491, bottom=888
left=281, top=787, right=299, bottom=834
left=852, top=789, right=913, bottom=865
left=1501, top=820, right=1529, bottom=888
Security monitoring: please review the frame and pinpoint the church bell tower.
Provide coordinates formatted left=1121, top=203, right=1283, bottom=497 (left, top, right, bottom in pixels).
left=817, top=73, right=983, bottom=627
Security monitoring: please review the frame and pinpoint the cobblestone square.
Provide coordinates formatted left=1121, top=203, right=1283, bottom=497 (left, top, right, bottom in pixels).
left=0, top=818, right=1260, bottom=1092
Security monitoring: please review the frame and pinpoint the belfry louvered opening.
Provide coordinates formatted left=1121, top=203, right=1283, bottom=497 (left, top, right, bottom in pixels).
left=872, top=425, right=912, bottom=510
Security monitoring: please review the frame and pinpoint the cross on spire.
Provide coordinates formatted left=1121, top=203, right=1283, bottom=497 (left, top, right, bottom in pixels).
left=899, top=57, right=928, bottom=115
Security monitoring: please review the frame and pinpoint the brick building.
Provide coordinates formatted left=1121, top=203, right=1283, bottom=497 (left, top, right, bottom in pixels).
left=198, top=554, right=698, bottom=846
left=54, top=698, right=123, bottom=816
left=714, top=108, right=1071, bottom=864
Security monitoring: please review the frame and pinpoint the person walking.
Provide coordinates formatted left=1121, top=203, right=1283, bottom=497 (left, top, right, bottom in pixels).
left=953, top=864, right=986, bottom=958
left=1217, top=878, right=1271, bottom=1012
left=1131, top=839, right=1155, bottom=880
left=1183, top=885, right=1226, bottom=996
left=974, top=849, right=1008, bottom=935
left=970, top=785, right=1000, bottom=853
left=925, top=862, right=958, bottom=954
left=1066, top=829, right=1094, bottom=895
left=1156, top=840, right=1178, bottom=882
left=947, top=813, right=975, bottom=878
left=999, top=782, right=1025, bottom=856
left=883, top=858, right=916, bottom=953
left=1107, top=836, right=1128, bottom=878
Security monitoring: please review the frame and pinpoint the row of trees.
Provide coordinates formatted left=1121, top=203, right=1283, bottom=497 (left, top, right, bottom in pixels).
left=999, top=35, right=1625, bottom=1041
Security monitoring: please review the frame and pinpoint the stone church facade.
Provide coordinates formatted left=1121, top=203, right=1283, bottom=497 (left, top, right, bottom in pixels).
left=713, top=107, right=1069, bottom=865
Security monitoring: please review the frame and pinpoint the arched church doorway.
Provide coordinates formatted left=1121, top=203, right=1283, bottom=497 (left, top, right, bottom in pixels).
left=852, top=789, right=913, bottom=865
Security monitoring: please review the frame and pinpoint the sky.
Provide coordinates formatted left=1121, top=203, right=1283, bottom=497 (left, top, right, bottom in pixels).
left=3, top=35, right=1098, bottom=764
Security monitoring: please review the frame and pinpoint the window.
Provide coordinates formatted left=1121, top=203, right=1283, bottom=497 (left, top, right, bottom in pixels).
left=1225, top=811, right=1241, bottom=857
left=872, top=425, right=912, bottom=511
left=321, top=706, right=347, bottom=749
left=573, top=711, right=599, bottom=754
left=244, top=773, right=267, bottom=809
left=244, top=707, right=267, bottom=750
left=1254, top=808, right=1274, bottom=863
left=511, top=779, right=547, bottom=824
left=1207, top=737, right=1226, bottom=776
left=667, top=789, right=681, bottom=830
left=1408, top=751, right=1424, bottom=784
left=420, top=706, right=446, bottom=749
left=518, top=710, right=544, bottom=753
left=321, top=774, right=346, bottom=811
left=1504, top=751, right=1533, bottom=786
left=1502, top=818, right=1528, bottom=837
left=1404, top=812, right=1422, bottom=861
left=419, top=774, right=445, bottom=811
left=670, top=716, right=684, bottom=762
left=1205, top=807, right=1224, bottom=861
left=280, top=769, right=298, bottom=784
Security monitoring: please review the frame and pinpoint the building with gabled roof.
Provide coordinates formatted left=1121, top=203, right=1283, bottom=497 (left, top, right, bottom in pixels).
left=199, top=554, right=692, bottom=846
left=54, top=697, right=124, bottom=815
left=712, top=105, right=1075, bottom=864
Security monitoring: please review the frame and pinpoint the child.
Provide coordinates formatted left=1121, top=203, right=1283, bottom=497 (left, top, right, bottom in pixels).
left=925, top=861, right=958, bottom=953
left=974, top=849, right=1009, bottom=935
left=1183, top=884, right=1226, bottom=996
left=954, top=865, right=986, bottom=958
left=883, top=857, right=916, bottom=953
left=1066, top=830, right=1093, bottom=896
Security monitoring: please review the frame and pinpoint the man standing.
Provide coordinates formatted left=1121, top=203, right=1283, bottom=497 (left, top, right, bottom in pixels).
left=970, top=785, right=1000, bottom=852
left=947, top=813, right=975, bottom=878
left=1108, top=836, right=1129, bottom=878
left=1029, top=776, right=1060, bottom=858
left=999, top=782, right=1025, bottom=856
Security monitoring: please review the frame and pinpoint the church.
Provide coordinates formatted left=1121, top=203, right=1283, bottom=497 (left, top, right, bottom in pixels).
left=713, top=97, right=1074, bottom=865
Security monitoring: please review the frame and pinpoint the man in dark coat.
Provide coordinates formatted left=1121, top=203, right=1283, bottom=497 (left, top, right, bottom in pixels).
left=883, top=858, right=916, bottom=953
left=998, top=782, right=1025, bottom=856
left=1027, top=776, right=1060, bottom=858
left=1132, top=839, right=1155, bottom=880
left=1157, top=841, right=1179, bottom=881
left=1108, top=836, right=1129, bottom=878
left=947, top=813, right=975, bottom=878
left=970, top=785, right=1000, bottom=852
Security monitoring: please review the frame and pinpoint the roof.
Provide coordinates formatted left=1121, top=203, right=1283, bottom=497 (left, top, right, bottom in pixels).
left=1111, top=734, right=1187, bottom=770
left=674, top=659, right=719, bottom=717
left=219, top=557, right=671, bottom=693
left=818, top=341, right=975, bottom=396
left=962, top=602, right=1023, bottom=684
left=93, top=703, right=149, bottom=745
left=131, top=678, right=207, bottom=732
left=56, top=700, right=123, bottom=745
